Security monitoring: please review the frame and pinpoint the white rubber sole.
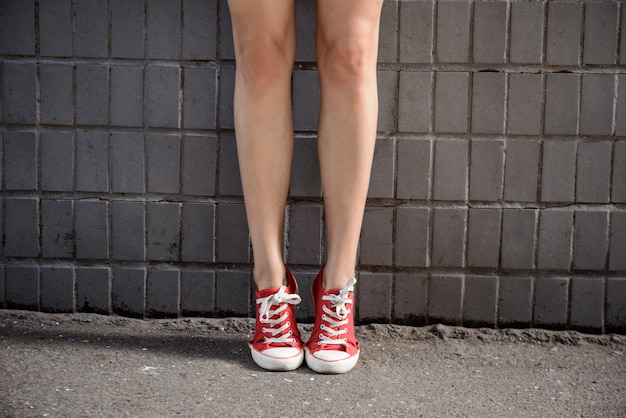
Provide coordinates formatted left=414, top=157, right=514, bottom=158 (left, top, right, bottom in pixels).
left=304, top=348, right=360, bottom=374
left=249, top=346, right=304, bottom=371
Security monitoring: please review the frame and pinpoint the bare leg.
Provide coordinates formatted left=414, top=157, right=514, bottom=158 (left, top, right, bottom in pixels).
left=316, top=0, right=384, bottom=289
left=227, top=0, right=296, bottom=290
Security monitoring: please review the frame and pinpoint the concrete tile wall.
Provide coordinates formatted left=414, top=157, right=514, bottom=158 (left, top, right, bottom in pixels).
left=1, top=0, right=625, bottom=334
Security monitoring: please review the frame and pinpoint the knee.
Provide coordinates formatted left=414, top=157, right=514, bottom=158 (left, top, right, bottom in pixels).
left=235, top=36, right=295, bottom=88
left=318, top=37, right=375, bottom=87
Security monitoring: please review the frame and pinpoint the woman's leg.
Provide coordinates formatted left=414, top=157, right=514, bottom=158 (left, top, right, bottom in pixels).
left=227, top=0, right=296, bottom=290
left=316, top=0, right=383, bottom=289
left=304, top=0, right=383, bottom=374
left=228, top=0, right=304, bottom=372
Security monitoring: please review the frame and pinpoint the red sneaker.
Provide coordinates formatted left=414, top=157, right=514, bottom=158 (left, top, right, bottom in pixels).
left=248, top=267, right=304, bottom=371
left=305, top=267, right=360, bottom=374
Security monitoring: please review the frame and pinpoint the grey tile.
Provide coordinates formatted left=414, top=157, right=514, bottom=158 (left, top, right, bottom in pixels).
left=111, top=133, right=145, bottom=193
left=111, top=201, right=145, bottom=261
left=570, top=277, right=604, bottom=332
left=507, top=73, right=543, bottom=136
left=544, top=74, right=579, bottom=135
left=546, top=2, right=582, bottom=65
left=534, top=277, right=569, bottom=329
left=609, top=211, right=626, bottom=271
left=76, top=65, right=109, bottom=126
left=428, top=274, right=463, bottom=325
left=182, top=135, right=217, bottom=196
left=360, top=206, right=394, bottom=266
left=146, top=0, right=181, bottom=59
left=41, top=267, right=74, bottom=313
left=146, top=202, right=181, bottom=261
left=146, top=268, right=180, bottom=318
left=357, top=272, right=392, bottom=323
left=6, top=266, right=39, bottom=310
left=146, top=133, right=181, bottom=194
left=181, top=203, right=215, bottom=263
left=110, top=0, right=145, bottom=58
left=583, top=2, right=619, bottom=65
left=216, top=270, right=250, bottom=316
left=434, top=72, right=469, bottom=133
left=287, top=203, right=323, bottom=265
left=76, top=267, right=110, bottom=314
left=606, top=277, right=626, bottom=333
left=431, top=207, right=466, bottom=268
left=4, top=131, right=37, bottom=190
left=398, top=72, right=432, bottom=133
left=75, top=200, right=109, bottom=260
left=471, top=73, right=505, bottom=134
left=614, top=142, right=626, bottom=203
left=467, top=208, right=501, bottom=269
left=181, top=270, right=215, bottom=315
left=0, top=0, right=35, bottom=55
left=4, top=198, right=39, bottom=257
left=573, top=211, right=608, bottom=271
left=580, top=75, right=615, bottom=136
left=76, top=131, right=109, bottom=192
left=110, top=65, right=144, bottom=127
left=394, top=273, right=428, bottom=325
left=537, top=209, right=574, bottom=271
left=541, top=140, right=576, bottom=203
left=433, top=139, right=467, bottom=201
left=145, top=65, right=180, bottom=128
left=182, top=0, right=218, bottom=60
left=396, top=138, right=430, bottom=200
left=503, top=139, right=540, bottom=202
left=2, top=62, right=36, bottom=124
left=469, top=139, right=504, bottom=201
left=463, top=275, right=497, bottom=326
left=73, top=0, right=108, bottom=57
left=41, top=199, right=74, bottom=259
left=473, top=2, right=507, bottom=64
left=509, top=2, right=544, bottom=64
left=399, top=1, right=433, bottom=63
left=216, top=203, right=249, bottom=263
left=112, top=267, right=146, bottom=318
left=435, top=1, right=470, bottom=63
left=183, top=67, right=217, bottom=130
left=41, top=131, right=74, bottom=192
left=39, top=0, right=72, bottom=57
left=498, top=276, right=533, bottom=327
left=395, top=207, right=429, bottom=268
left=576, top=141, right=611, bottom=203
left=501, top=209, right=536, bottom=270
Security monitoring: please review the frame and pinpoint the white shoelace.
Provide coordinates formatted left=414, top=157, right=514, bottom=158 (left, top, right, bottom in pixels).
left=317, top=278, right=356, bottom=346
left=257, top=286, right=302, bottom=344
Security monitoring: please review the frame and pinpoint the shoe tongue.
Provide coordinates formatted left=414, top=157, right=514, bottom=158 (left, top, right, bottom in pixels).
left=257, top=287, right=281, bottom=298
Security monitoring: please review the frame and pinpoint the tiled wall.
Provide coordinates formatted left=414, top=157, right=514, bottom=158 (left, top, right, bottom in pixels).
left=1, top=0, right=625, bottom=333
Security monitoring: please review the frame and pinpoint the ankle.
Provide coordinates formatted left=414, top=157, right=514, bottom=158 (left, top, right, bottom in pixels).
left=321, top=265, right=355, bottom=290
left=253, top=262, right=287, bottom=290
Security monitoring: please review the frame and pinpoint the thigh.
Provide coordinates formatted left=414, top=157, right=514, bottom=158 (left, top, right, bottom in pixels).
left=227, top=0, right=296, bottom=58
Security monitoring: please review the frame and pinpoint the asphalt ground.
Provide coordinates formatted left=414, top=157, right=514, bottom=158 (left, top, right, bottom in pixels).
left=1, top=310, right=624, bottom=417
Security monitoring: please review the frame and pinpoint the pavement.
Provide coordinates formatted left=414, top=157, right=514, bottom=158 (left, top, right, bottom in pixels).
left=0, top=310, right=624, bottom=417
